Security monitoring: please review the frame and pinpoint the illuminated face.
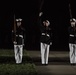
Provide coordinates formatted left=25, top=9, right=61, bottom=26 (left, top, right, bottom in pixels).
left=71, top=22, right=75, bottom=27
left=17, top=21, right=21, bottom=27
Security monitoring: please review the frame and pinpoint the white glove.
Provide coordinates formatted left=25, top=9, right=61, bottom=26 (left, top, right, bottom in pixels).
left=39, top=12, right=43, bottom=17
left=13, top=41, right=17, bottom=44
left=50, top=42, right=52, bottom=45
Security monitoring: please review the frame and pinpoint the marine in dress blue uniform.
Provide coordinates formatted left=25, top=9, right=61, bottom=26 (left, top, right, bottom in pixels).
left=12, top=18, right=25, bottom=64
left=68, top=18, right=76, bottom=65
left=39, top=12, right=52, bottom=65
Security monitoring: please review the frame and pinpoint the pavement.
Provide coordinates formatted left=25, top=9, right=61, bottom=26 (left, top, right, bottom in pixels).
left=27, top=50, right=76, bottom=75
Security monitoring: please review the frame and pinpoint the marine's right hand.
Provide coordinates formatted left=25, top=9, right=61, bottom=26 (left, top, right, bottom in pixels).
left=39, top=12, right=43, bottom=17
left=13, top=41, right=17, bottom=44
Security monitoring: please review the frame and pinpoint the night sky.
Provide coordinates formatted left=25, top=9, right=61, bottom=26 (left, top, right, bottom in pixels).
left=0, top=0, right=76, bottom=51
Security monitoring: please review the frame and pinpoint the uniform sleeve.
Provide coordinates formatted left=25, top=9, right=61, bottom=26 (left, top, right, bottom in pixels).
left=38, top=13, right=45, bottom=33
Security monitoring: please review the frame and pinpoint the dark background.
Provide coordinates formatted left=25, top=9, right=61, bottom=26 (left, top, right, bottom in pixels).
left=0, top=0, right=76, bottom=51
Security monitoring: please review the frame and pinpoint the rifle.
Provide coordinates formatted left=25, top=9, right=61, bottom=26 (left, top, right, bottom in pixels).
left=69, top=3, right=72, bottom=19
left=13, top=14, right=16, bottom=43
left=39, top=0, right=44, bottom=12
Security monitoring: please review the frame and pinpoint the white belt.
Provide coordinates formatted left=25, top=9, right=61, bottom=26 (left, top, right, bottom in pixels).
left=70, top=34, right=74, bottom=37
left=16, top=35, right=23, bottom=38
left=42, top=33, right=50, bottom=37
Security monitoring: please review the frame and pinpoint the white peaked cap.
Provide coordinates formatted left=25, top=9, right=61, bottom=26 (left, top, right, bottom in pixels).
left=16, top=18, right=22, bottom=22
left=70, top=18, right=76, bottom=22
